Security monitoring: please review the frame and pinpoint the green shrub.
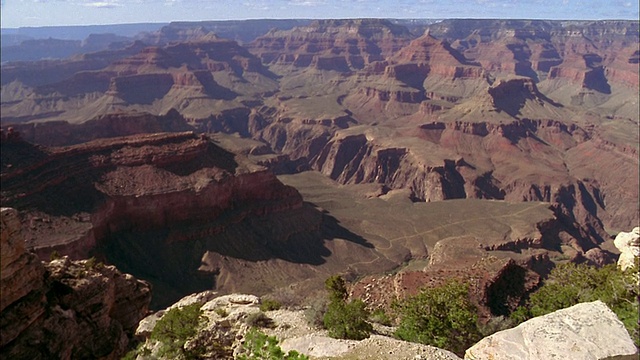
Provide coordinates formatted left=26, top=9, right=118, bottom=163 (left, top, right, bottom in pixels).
left=238, top=328, right=308, bottom=360
left=260, top=298, right=282, bottom=312
left=214, top=307, right=228, bottom=317
left=511, top=263, right=639, bottom=346
left=50, top=250, right=61, bottom=261
left=477, top=315, right=515, bottom=337
left=83, top=257, right=104, bottom=270
left=324, top=298, right=372, bottom=340
left=369, top=308, right=393, bottom=326
left=84, top=257, right=97, bottom=270
left=322, top=275, right=372, bottom=340
left=394, top=279, right=482, bottom=356
left=151, top=303, right=205, bottom=359
left=325, top=275, right=348, bottom=302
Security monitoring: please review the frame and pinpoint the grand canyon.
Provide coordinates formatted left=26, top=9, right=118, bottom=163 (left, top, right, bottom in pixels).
left=1, top=17, right=638, bottom=359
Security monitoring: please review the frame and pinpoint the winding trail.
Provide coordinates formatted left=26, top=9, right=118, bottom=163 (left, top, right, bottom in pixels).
left=347, top=201, right=549, bottom=270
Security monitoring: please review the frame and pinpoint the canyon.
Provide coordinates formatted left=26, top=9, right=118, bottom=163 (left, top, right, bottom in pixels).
left=1, top=17, right=638, bottom=328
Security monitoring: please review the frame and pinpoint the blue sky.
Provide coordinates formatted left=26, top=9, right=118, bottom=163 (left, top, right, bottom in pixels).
left=1, top=0, right=638, bottom=28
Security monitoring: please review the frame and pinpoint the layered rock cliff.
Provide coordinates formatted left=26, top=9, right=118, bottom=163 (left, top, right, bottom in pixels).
left=0, top=207, right=151, bottom=359
left=248, top=19, right=414, bottom=72
left=1, top=131, right=387, bottom=309
left=1, top=37, right=276, bottom=123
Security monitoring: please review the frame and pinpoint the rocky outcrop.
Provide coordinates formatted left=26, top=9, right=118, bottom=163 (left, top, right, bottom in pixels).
left=0, top=207, right=152, bottom=359
left=312, top=134, right=466, bottom=201
left=351, top=254, right=548, bottom=322
left=136, top=291, right=463, bottom=360
left=5, top=109, right=192, bottom=147
left=0, top=208, right=47, bottom=345
left=614, top=227, right=640, bottom=271
left=136, top=292, right=261, bottom=359
left=465, top=301, right=638, bottom=360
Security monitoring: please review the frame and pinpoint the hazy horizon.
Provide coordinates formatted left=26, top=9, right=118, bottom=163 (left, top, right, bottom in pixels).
left=1, top=0, right=638, bottom=29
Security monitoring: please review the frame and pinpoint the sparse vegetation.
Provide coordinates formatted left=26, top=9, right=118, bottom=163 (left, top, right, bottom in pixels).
left=245, top=311, right=275, bottom=328
left=238, top=328, right=308, bottom=360
left=393, top=279, right=482, bottom=356
left=121, top=342, right=150, bottom=360
left=150, top=303, right=205, bottom=359
left=214, top=307, right=228, bottom=317
left=477, top=315, right=515, bottom=337
left=49, top=250, right=61, bottom=261
left=83, top=257, right=103, bottom=270
left=323, top=275, right=372, bottom=340
left=369, top=308, right=393, bottom=326
left=304, top=295, right=328, bottom=328
left=511, top=263, right=639, bottom=346
left=260, top=298, right=282, bottom=312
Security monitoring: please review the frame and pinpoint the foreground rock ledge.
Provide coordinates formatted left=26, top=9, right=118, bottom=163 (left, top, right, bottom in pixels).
left=465, top=300, right=638, bottom=360
left=0, top=207, right=152, bottom=359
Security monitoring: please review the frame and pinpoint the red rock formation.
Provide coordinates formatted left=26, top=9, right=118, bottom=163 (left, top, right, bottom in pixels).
left=248, top=19, right=414, bottom=72
left=429, top=19, right=638, bottom=91
left=4, top=109, right=191, bottom=147
left=1, top=132, right=302, bottom=257
left=1, top=38, right=274, bottom=124
left=2, top=132, right=371, bottom=308
left=0, top=207, right=151, bottom=359
left=350, top=256, right=547, bottom=322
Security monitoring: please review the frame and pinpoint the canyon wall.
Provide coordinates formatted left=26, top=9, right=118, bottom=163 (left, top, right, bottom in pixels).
left=0, top=207, right=151, bottom=359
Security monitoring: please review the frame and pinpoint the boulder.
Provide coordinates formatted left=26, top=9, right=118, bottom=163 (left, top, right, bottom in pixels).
left=465, top=300, right=638, bottom=360
left=614, top=227, right=640, bottom=271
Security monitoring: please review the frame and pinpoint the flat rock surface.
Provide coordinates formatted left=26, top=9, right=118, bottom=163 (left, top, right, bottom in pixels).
left=465, top=300, right=638, bottom=360
left=267, top=309, right=461, bottom=360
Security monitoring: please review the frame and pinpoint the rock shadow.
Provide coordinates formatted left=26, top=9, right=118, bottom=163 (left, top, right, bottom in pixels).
left=98, top=201, right=374, bottom=309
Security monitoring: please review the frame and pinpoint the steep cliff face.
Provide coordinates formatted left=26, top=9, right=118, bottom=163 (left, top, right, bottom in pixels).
left=429, top=19, right=639, bottom=85
left=251, top=104, right=636, bottom=244
left=1, top=132, right=303, bottom=257
left=0, top=207, right=151, bottom=359
left=1, top=132, right=385, bottom=308
left=248, top=19, right=414, bottom=72
left=4, top=108, right=192, bottom=147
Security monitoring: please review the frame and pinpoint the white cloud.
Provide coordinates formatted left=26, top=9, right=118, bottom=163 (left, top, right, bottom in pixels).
left=289, top=0, right=326, bottom=6
left=83, top=1, right=122, bottom=8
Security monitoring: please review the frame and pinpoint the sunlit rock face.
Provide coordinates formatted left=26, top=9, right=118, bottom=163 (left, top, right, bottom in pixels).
left=614, top=227, right=640, bottom=271
left=465, top=301, right=638, bottom=360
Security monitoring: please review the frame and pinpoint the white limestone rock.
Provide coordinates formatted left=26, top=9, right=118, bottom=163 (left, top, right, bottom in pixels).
left=614, top=227, right=640, bottom=271
left=465, top=300, right=638, bottom=360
